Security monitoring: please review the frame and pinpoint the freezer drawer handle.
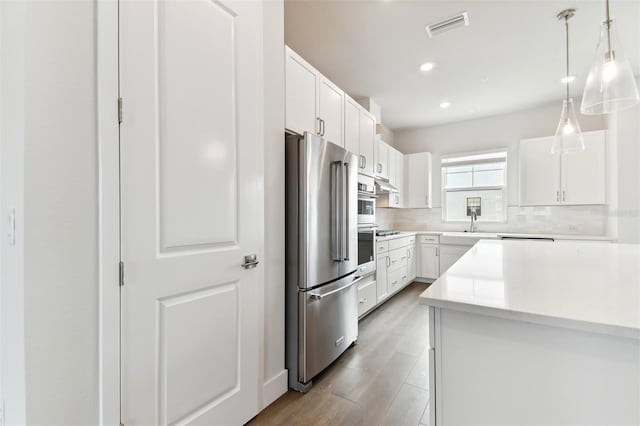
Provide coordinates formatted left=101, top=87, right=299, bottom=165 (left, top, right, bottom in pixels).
left=308, top=277, right=363, bottom=300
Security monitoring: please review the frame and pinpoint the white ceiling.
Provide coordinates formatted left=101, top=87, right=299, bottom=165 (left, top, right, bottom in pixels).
left=284, top=0, right=640, bottom=130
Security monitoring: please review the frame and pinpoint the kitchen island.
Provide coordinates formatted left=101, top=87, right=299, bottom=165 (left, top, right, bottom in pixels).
left=420, top=239, right=640, bottom=426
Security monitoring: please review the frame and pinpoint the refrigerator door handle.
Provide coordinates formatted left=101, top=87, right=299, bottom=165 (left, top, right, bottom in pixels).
left=342, top=162, right=350, bottom=261
left=331, top=160, right=343, bottom=261
left=309, top=276, right=363, bottom=300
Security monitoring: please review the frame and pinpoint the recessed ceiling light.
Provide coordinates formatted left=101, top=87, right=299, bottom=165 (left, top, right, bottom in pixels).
left=420, top=62, right=435, bottom=72
left=440, top=102, right=451, bottom=109
left=561, top=75, right=576, bottom=84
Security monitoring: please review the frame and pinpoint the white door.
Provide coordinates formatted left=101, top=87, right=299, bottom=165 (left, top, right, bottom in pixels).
left=119, top=1, right=263, bottom=424
left=344, top=96, right=360, bottom=155
left=393, top=151, right=404, bottom=208
left=407, top=245, right=417, bottom=281
left=519, top=137, right=561, bottom=206
left=285, top=46, right=319, bottom=136
left=318, top=76, right=344, bottom=146
left=561, top=131, right=606, bottom=205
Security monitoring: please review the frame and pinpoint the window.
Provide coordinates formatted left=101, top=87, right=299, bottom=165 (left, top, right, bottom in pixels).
left=442, top=150, right=507, bottom=222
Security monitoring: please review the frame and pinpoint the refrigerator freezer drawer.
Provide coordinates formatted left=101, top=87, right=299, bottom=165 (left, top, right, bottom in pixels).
left=299, top=278, right=358, bottom=383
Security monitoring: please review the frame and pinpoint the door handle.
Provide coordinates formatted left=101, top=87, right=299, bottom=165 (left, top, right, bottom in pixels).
left=320, top=119, right=326, bottom=136
left=242, top=254, right=259, bottom=269
left=407, top=248, right=411, bottom=259
left=435, top=247, right=439, bottom=257
left=556, top=190, right=560, bottom=202
left=362, top=155, right=367, bottom=169
left=386, top=257, right=391, bottom=267
left=316, top=117, right=322, bottom=135
left=562, top=190, right=566, bottom=202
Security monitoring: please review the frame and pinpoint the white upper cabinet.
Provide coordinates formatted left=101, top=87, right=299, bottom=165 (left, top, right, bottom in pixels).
left=285, top=46, right=344, bottom=146
left=359, top=109, right=376, bottom=176
left=387, top=147, right=404, bottom=208
left=561, top=132, right=606, bottom=205
left=376, top=139, right=390, bottom=180
left=519, top=136, right=562, bottom=206
left=318, top=76, right=344, bottom=147
left=404, top=152, right=432, bottom=208
left=344, top=94, right=377, bottom=176
left=285, top=47, right=319, bottom=137
left=520, top=130, right=607, bottom=206
left=344, top=96, right=360, bottom=155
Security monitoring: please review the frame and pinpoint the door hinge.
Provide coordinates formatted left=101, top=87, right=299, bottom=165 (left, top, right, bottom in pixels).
left=119, top=261, right=125, bottom=287
left=118, top=97, right=123, bottom=124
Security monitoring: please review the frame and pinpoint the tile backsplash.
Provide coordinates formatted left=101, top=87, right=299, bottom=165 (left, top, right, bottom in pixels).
left=376, top=205, right=610, bottom=236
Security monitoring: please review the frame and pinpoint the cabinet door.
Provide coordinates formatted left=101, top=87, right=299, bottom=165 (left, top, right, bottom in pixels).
left=359, top=110, right=376, bottom=176
left=285, top=47, right=318, bottom=136
left=376, top=255, right=389, bottom=303
left=392, top=151, right=404, bottom=208
left=407, top=245, right=417, bottom=281
left=318, top=76, right=344, bottom=147
left=420, top=244, right=439, bottom=279
left=405, top=152, right=432, bottom=208
left=388, top=147, right=397, bottom=187
left=519, top=137, right=561, bottom=206
left=561, top=131, right=606, bottom=205
left=377, top=140, right=389, bottom=179
left=344, top=96, right=360, bottom=155
left=439, top=245, right=470, bottom=275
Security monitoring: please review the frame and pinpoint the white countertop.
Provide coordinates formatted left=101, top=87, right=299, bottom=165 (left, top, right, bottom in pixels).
left=375, top=231, right=417, bottom=241
left=419, top=239, right=640, bottom=339
left=411, top=230, right=616, bottom=242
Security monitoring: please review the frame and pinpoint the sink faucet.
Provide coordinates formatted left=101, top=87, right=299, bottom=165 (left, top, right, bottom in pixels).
left=469, top=211, right=477, bottom=233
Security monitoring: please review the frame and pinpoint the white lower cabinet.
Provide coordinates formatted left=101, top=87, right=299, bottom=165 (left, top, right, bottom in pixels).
left=357, top=277, right=377, bottom=318
left=407, top=244, right=417, bottom=282
left=420, top=244, right=440, bottom=280
left=367, top=235, right=416, bottom=315
left=376, top=254, right=389, bottom=303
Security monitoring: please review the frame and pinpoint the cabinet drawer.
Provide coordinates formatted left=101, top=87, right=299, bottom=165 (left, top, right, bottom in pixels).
left=389, top=236, right=412, bottom=251
left=357, top=280, right=376, bottom=317
left=388, top=268, right=406, bottom=293
left=376, top=240, right=389, bottom=254
left=388, top=247, right=408, bottom=271
left=419, top=234, right=439, bottom=244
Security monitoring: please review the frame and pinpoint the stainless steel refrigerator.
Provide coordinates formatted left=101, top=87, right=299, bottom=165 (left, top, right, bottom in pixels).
left=285, top=132, right=360, bottom=392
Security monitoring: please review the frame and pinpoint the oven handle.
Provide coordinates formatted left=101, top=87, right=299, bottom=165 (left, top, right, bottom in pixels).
left=308, top=276, right=364, bottom=300
left=358, top=191, right=378, bottom=198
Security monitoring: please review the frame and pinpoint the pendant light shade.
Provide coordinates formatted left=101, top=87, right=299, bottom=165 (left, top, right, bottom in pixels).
left=554, top=9, right=585, bottom=154
left=553, top=98, right=585, bottom=154
left=581, top=17, right=639, bottom=114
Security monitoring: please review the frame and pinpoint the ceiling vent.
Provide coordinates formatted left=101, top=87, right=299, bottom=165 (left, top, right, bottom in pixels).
left=425, top=12, right=469, bottom=37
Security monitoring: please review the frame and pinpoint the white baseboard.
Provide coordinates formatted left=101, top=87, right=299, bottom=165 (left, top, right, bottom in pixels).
left=262, top=369, right=288, bottom=409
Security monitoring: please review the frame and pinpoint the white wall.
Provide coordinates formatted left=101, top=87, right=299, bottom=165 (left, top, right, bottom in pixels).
left=262, top=0, right=288, bottom=408
left=1, top=1, right=99, bottom=424
left=390, top=101, right=612, bottom=236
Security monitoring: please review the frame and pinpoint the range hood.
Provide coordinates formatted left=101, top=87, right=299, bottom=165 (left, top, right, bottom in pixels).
left=375, top=177, right=398, bottom=193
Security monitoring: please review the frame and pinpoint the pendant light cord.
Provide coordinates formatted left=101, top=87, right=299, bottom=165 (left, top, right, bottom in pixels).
left=606, top=0, right=612, bottom=56
left=565, top=16, right=570, bottom=101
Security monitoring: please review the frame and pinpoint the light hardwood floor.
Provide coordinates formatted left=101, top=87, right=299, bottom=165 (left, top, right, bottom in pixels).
left=250, top=282, right=432, bottom=426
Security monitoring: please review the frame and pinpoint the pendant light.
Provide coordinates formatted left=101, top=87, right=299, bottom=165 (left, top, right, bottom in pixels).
left=553, top=9, right=584, bottom=154
left=581, top=0, right=639, bottom=114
